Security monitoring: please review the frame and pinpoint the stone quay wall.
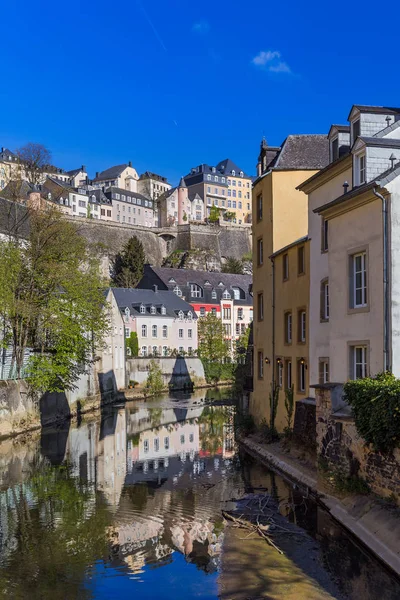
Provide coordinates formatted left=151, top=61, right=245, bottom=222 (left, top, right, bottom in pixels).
left=315, top=384, right=400, bottom=500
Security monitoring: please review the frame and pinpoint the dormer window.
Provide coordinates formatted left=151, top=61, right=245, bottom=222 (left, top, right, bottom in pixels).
left=231, top=170, right=235, bottom=176
left=168, top=277, right=176, bottom=283
left=212, top=167, right=216, bottom=173
left=140, top=304, right=146, bottom=314
left=161, top=305, right=166, bottom=315
left=207, top=174, right=211, bottom=181
left=331, top=137, right=339, bottom=161
left=204, top=280, right=211, bottom=286
left=150, top=305, right=156, bottom=315
left=352, top=119, right=360, bottom=144
left=125, top=307, right=130, bottom=318
left=358, top=154, right=366, bottom=185
left=222, top=177, right=225, bottom=183
left=222, top=290, right=231, bottom=299
left=187, top=311, right=192, bottom=321
left=173, top=286, right=182, bottom=297
left=178, top=310, right=184, bottom=321
left=190, top=283, right=203, bottom=298
left=211, top=289, right=217, bottom=299
left=240, top=171, right=243, bottom=177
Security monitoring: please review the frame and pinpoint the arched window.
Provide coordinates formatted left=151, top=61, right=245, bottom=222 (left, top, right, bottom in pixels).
left=240, top=171, right=243, bottom=177
left=152, top=325, right=157, bottom=337
left=162, top=325, right=168, bottom=338
left=178, top=310, right=184, bottom=321
left=91, top=195, right=96, bottom=202
left=173, top=286, right=182, bottom=297
left=142, top=324, right=147, bottom=337
left=207, top=174, right=211, bottom=180
left=211, top=289, right=217, bottom=299
left=150, top=305, right=156, bottom=315
left=140, top=304, right=146, bottom=314
left=231, top=286, right=244, bottom=300
left=190, top=283, right=203, bottom=298
left=141, top=346, right=147, bottom=356
left=231, top=170, right=235, bottom=176
left=125, top=307, right=130, bottom=318
left=187, top=311, right=192, bottom=321
left=161, top=305, right=166, bottom=315
left=223, top=290, right=231, bottom=299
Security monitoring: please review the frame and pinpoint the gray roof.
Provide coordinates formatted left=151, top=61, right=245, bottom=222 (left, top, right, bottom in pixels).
left=110, top=287, right=197, bottom=318
left=348, top=105, right=400, bottom=119
left=144, top=266, right=252, bottom=305
left=90, top=188, right=111, bottom=205
left=104, top=186, right=153, bottom=206
left=178, top=177, right=187, bottom=188
left=374, top=120, right=400, bottom=138
left=358, top=137, right=400, bottom=148
left=273, top=135, right=329, bottom=170
left=93, top=164, right=129, bottom=182
left=215, top=158, right=249, bottom=178
left=0, top=180, right=35, bottom=200
left=0, top=148, right=18, bottom=162
left=328, top=124, right=350, bottom=137
left=184, top=158, right=251, bottom=185
left=66, top=166, right=86, bottom=176
left=139, top=171, right=169, bottom=183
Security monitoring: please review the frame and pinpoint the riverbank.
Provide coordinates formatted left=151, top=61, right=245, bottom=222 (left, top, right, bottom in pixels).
left=240, top=435, right=400, bottom=578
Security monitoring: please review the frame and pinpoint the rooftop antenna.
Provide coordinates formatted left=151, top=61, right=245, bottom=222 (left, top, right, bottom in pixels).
left=386, top=116, right=392, bottom=128
left=389, top=153, right=397, bottom=169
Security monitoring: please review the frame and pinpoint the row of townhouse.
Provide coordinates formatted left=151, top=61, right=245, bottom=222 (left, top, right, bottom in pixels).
left=136, top=265, right=253, bottom=355
left=1, top=147, right=253, bottom=228
left=251, top=103, right=400, bottom=432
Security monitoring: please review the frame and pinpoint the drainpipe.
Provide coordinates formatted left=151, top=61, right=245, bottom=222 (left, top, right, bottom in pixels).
left=271, top=256, right=276, bottom=390
left=373, top=188, right=390, bottom=372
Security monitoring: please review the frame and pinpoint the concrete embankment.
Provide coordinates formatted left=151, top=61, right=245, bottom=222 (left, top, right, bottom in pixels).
left=240, top=435, right=400, bottom=578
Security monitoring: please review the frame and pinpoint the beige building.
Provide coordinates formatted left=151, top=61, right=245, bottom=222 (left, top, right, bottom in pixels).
left=92, top=162, right=139, bottom=192
left=251, top=135, right=328, bottom=429
left=184, top=159, right=252, bottom=224
left=137, top=171, right=171, bottom=201
left=300, top=104, right=400, bottom=386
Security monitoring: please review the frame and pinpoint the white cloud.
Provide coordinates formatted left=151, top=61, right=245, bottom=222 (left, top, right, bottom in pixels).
left=251, top=50, right=292, bottom=74
left=192, top=20, right=210, bottom=35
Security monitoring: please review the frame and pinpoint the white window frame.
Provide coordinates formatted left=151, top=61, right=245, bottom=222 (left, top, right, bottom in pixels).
left=142, top=324, right=147, bottom=337
left=277, top=361, right=283, bottom=387
left=173, top=286, right=182, bottom=297
left=352, top=252, right=367, bottom=308
left=286, top=313, right=292, bottom=344
left=222, top=290, right=231, bottom=299
left=140, top=304, right=146, bottom=314
left=190, top=283, right=202, bottom=298
left=298, top=361, right=306, bottom=392
left=150, top=305, right=156, bottom=315
left=161, top=305, right=166, bottom=315
left=359, top=153, right=366, bottom=185
left=152, top=325, right=157, bottom=337
left=324, top=282, right=329, bottom=319
left=179, top=328, right=184, bottom=338
left=162, top=325, right=168, bottom=338
left=300, top=311, right=306, bottom=342
left=188, top=329, right=192, bottom=339
left=351, top=345, right=368, bottom=379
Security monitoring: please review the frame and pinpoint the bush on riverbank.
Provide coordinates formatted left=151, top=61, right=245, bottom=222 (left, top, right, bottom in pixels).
left=144, top=360, right=164, bottom=397
left=344, top=372, right=400, bottom=453
left=203, top=361, right=235, bottom=384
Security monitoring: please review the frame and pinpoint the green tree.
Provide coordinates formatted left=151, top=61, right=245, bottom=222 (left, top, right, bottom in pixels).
left=0, top=205, right=108, bottom=395
left=222, top=257, right=244, bottom=274
left=144, top=359, right=164, bottom=396
left=111, top=236, right=146, bottom=288
left=126, top=331, right=139, bottom=357
left=197, top=313, right=229, bottom=362
left=208, top=205, right=220, bottom=223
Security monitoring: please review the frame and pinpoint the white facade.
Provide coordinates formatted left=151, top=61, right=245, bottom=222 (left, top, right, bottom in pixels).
left=93, top=164, right=139, bottom=192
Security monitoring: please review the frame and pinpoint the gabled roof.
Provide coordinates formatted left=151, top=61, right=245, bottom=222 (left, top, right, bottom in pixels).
left=328, top=124, right=350, bottom=138
left=66, top=166, right=86, bottom=176
left=0, top=180, right=35, bottom=200
left=0, top=148, right=18, bottom=162
left=273, top=134, right=329, bottom=170
left=110, top=288, right=196, bottom=318
left=88, top=188, right=111, bottom=205
left=139, top=171, right=169, bottom=183
left=356, top=136, right=400, bottom=149
left=93, top=164, right=130, bottom=181
left=374, top=120, right=400, bottom=138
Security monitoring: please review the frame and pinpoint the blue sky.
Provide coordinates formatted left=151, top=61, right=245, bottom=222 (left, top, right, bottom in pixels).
left=1, top=0, right=398, bottom=185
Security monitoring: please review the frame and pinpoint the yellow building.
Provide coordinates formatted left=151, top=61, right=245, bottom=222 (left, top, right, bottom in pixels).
left=251, top=135, right=328, bottom=431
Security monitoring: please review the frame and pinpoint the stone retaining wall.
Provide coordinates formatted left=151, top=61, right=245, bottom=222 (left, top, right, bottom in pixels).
left=315, top=384, right=400, bottom=500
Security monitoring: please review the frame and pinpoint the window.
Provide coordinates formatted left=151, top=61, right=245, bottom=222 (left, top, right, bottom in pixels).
left=257, top=238, right=263, bottom=266
left=141, top=346, right=147, bottom=356
left=223, top=307, right=231, bottom=319
left=283, top=253, right=289, bottom=281
left=152, top=325, right=157, bottom=337
left=350, top=345, right=368, bottom=379
left=257, top=351, right=264, bottom=379
left=298, top=246, right=305, bottom=275
left=298, top=360, right=306, bottom=393
left=232, top=190, right=236, bottom=198
left=140, top=304, right=146, bottom=314
left=214, top=187, right=218, bottom=194
left=173, top=286, right=182, bottom=297
left=331, top=137, right=339, bottom=161
left=164, top=436, right=169, bottom=450
left=190, top=283, right=203, bottom=298
left=200, top=307, right=205, bottom=317
left=161, top=305, right=166, bottom=315
left=237, top=307, right=243, bottom=319
left=286, top=360, right=292, bottom=389
left=352, top=119, right=360, bottom=143
left=211, top=290, right=217, bottom=299
left=211, top=307, right=217, bottom=316
left=180, top=434, right=185, bottom=444
left=359, top=154, right=366, bottom=185
left=178, top=311, right=184, bottom=321
left=277, top=360, right=283, bottom=387
left=154, top=438, right=159, bottom=452
left=238, top=192, right=242, bottom=199
left=162, top=325, right=168, bottom=338
left=319, top=359, right=330, bottom=384
left=257, top=194, right=263, bottom=221
left=188, top=328, right=192, bottom=338
left=125, top=327, right=130, bottom=338
left=142, top=324, right=147, bottom=337
left=236, top=323, right=240, bottom=335
left=285, top=312, right=292, bottom=344
left=150, top=305, right=156, bottom=315
left=321, top=279, right=329, bottom=321
left=232, top=170, right=236, bottom=177
left=163, top=346, right=168, bottom=356
left=207, top=174, right=211, bottom=180
left=298, top=310, right=306, bottom=342
left=350, top=251, right=367, bottom=308
left=222, top=290, right=231, bottom=299
left=207, top=186, right=211, bottom=193
left=144, top=439, right=149, bottom=453
left=321, top=218, right=329, bottom=253
left=179, top=329, right=183, bottom=338
left=257, top=293, right=264, bottom=321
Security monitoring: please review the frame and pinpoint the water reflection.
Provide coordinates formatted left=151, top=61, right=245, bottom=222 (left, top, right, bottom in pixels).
left=0, top=390, right=397, bottom=600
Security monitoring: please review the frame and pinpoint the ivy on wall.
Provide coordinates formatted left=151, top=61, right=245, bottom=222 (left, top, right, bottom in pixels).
left=344, top=372, right=400, bottom=453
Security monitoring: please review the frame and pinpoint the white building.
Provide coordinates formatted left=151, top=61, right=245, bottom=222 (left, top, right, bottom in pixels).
left=103, top=187, right=155, bottom=228
left=92, top=162, right=139, bottom=192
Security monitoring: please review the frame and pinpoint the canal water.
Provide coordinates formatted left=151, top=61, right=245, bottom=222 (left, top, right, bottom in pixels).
left=0, top=388, right=398, bottom=599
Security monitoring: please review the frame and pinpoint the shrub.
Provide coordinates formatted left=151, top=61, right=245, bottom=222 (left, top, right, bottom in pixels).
left=126, top=332, right=139, bottom=357
left=203, top=360, right=235, bottom=384
left=344, top=372, right=400, bottom=453
left=144, top=360, right=164, bottom=397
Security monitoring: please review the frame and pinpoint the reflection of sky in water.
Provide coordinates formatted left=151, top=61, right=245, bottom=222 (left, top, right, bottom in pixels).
left=84, top=552, right=218, bottom=600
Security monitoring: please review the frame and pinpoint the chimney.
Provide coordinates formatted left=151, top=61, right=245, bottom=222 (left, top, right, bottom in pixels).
left=128, top=161, right=132, bottom=168
left=153, top=284, right=158, bottom=293
left=82, top=165, right=86, bottom=172
left=96, top=171, right=99, bottom=178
